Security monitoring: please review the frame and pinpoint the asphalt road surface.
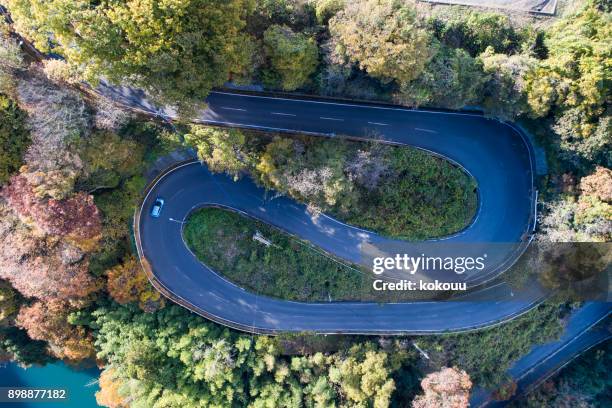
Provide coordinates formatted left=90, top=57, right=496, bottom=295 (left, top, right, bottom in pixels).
left=127, top=89, right=553, bottom=334
left=470, top=302, right=610, bottom=406
left=109, top=86, right=609, bottom=402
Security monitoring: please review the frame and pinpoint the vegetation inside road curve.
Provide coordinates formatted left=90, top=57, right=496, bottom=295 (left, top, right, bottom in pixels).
left=185, top=129, right=479, bottom=240
left=183, top=207, right=471, bottom=302
left=183, top=207, right=367, bottom=302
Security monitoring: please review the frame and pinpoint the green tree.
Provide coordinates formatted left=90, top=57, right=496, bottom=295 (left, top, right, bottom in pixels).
left=0, top=326, right=52, bottom=366
left=329, top=0, right=435, bottom=84
left=435, top=11, right=521, bottom=56
left=480, top=48, right=536, bottom=120
left=314, top=0, right=345, bottom=25
left=0, top=22, right=25, bottom=95
left=263, top=25, right=319, bottom=91
left=185, top=126, right=253, bottom=180
left=5, top=0, right=254, bottom=110
left=397, top=46, right=486, bottom=109
left=0, top=95, right=29, bottom=184
left=515, top=341, right=611, bottom=407
left=87, top=303, right=408, bottom=407
left=417, top=302, right=564, bottom=387
left=0, top=280, right=20, bottom=325
left=525, top=0, right=611, bottom=169
left=77, top=131, right=145, bottom=192
left=333, top=344, right=399, bottom=407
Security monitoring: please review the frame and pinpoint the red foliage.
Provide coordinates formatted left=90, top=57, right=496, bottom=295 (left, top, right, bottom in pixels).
left=2, top=175, right=101, bottom=250
left=580, top=166, right=612, bottom=202
left=0, top=200, right=100, bottom=301
left=412, top=367, right=472, bottom=408
left=16, top=299, right=95, bottom=361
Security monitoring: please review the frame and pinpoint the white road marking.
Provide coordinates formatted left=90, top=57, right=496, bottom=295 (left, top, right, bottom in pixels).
left=367, top=121, right=389, bottom=126
left=168, top=217, right=186, bottom=224
left=271, top=112, right=296, bottom=117
left=210, top=91, right=489, bottom=117
left=196, top=119, right=335, bottom=137
left=320, top=116, right=344, bottom=121
left=415, top=127, right=438, bottom=134
left=220, top=106, right=246, bottom=112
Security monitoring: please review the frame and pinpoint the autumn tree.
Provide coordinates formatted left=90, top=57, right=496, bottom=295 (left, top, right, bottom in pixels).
left=580, top=166, right=612, bottom=202
left=412, top=367, right=472, bottom=408
left=92, top=98, right=131, bottom=133
left=263, top=25, right=319, bottom=91
left=539, top=197, right=611, bottom=243
left=0, top=197, right=99, bottom=301
left=16, top=299, right=95, bottom=361
left=0, top=230, right=99, bottom=301
left=255, top=137, right=355, bottom=210
left=329, top=0, right=435, bottom=84
left=106, top=256, right=164, bottom=313
left=15, top=73, right=89, bottom=200
left=96, top=369, right=128, bottom=408
left=539, top=167, right=612, bottom=243
left=3, top=175, right=102, bottom=251
left=5, top=0, right=254, bottom=110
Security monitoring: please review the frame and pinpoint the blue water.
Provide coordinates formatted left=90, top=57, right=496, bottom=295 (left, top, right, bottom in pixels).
left=0, top=362, right=100, bottom=408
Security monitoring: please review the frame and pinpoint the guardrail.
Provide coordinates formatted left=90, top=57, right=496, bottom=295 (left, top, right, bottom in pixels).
left=132, top=159, right=283, bottom=334
left=133, top=159, right=547, bottom=336
left=2, top=9, right=543, bottom=333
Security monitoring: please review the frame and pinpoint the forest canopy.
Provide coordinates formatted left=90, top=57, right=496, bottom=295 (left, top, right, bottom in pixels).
left=4, top=0, right=255, bottom=109
left=0, top=1, right=609, bottom=407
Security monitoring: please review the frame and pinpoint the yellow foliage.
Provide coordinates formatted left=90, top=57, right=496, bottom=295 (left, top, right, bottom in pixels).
left=96, top=369, right=128, bottom=408
left=106, top=256, right=164, bottom=312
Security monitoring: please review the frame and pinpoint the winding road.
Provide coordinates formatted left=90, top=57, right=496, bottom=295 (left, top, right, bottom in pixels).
left=114, top=88, right=556, bottom=334
left=0, top=4, right=605, bottom=401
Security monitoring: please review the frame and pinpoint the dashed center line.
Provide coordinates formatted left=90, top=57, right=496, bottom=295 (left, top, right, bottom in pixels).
left=271, top=112, right=297, bottom=117
left=367, top=121, right=389, bottom=126
left=320, top=117, right=344, bottom=121
left=415, top=127, right=438, bottom=134
left=220, top=106, right=246, bottom=112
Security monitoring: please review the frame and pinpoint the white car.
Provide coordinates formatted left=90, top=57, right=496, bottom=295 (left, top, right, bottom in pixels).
left=150, top=198, right=165, bottom=218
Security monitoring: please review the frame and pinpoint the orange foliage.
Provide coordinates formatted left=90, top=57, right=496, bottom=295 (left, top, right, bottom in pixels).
left=580, top=166, right=612, bottom=202
left=0, top=201, right=100, bottom=301
left=16, top=299, right=95, bottom=361
left=106, top=256, right=164, bottom=312
left=96, top=369, right=127, bottom=408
